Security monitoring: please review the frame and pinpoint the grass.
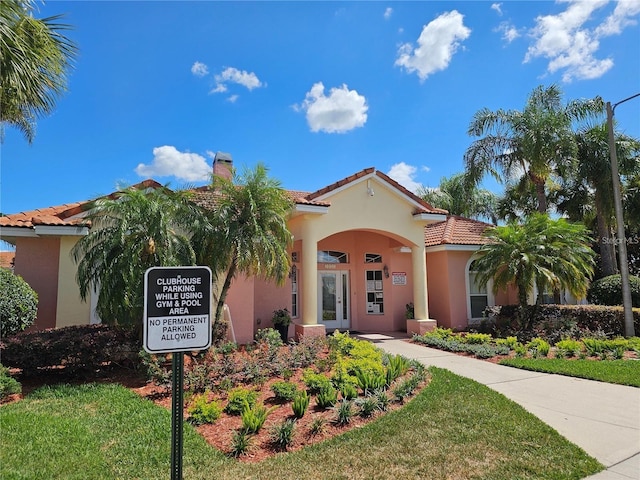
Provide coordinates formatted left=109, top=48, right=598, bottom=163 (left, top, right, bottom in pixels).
left=0, top=369, right=602, bottom=480
left=499, top=358, right=640, bottom=387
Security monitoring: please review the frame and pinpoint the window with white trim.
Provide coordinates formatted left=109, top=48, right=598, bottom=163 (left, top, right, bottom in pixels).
left=468, top=260, right=488, bottom=319
left=290, top=265, right=298, bottom=318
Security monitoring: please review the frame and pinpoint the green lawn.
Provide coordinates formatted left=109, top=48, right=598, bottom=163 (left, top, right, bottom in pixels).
left=0, top=368, right=602, bottom=480
left=499, top=358, right=640, bottom=387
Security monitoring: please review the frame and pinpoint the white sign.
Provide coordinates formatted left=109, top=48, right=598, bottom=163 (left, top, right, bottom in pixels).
left=392, top=272, right=407, bottom=285
left=143, top=266, right=212, bottom=353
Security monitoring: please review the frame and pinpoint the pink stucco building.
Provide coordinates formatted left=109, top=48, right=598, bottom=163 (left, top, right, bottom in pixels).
left=1, top=157, right=515, bottom=343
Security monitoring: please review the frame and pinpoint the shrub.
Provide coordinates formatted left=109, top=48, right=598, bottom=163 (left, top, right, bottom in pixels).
left=333, top=399, right=354, bottom=425
left=241, top=402, right=273, bottom=434
left=270, top=381, right=298, bottom=402
left=0, top=269, right=37, bottom=337
left=309, top=417, right=326, bottom=436
left=291, top=390, right=309, bottom=418
left=462, top=333, right=492, bottom=344
left=588, top=274, right=640, bottom=307
left=271, top=419, right=296, bottom=451
left=340, top=382, right=358, bottom=400
left=316, top=385, right=338, bottom=409
left=357, top=396, right=378, bottom=418
left=526, top=338, right=550, bottom=357
left=355, top=370, right=386, bottom=393
left=224, top=387, right=258, bottom=415
left=384, top=354, right=410, bottom=384
left=0, top=324, right=139, bottom=376
left=373, top=388, right=390, bottom=412
left=555, top=339, right=583, bottom=357
left=0, top=364, right=21, bottom=400
left=229, top=430, right=252, bottom=457
left=186, top=392, right=222, bottom=425
left=302, top=369, right=332, bottom=394
left=254, top=328, right=283, bottom=348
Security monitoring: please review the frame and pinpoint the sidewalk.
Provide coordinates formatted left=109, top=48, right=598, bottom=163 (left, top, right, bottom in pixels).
left=360, top=334, right=640, bottom=480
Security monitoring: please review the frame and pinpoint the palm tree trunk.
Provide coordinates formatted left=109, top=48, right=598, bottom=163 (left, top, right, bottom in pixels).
left=535, top=180, right=548, bottom=213
left=213, top=261, right=237, bottom=344
left=595, top=190, right=617, bottom=276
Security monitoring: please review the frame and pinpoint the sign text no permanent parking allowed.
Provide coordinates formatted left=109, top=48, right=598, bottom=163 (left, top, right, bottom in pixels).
left=143, top=266, right=212, bottom=354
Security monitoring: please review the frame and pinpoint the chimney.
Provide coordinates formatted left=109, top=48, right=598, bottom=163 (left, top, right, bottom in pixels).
left=213, top=152, right=233, bottom=180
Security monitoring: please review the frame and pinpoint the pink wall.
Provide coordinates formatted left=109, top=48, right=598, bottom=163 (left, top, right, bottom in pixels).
left=13, top=237, right=60, bottom=331
left=425, top=251, right=452, bottom=327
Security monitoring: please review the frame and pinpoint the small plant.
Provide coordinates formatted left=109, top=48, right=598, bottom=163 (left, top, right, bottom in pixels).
left=555, top=339, right=583, bottom=358
left=309, top=417, right=326, bottom=436
left=254, top=328, right=284, bottom=348
left=405, top=302, right=414, bottom=319
left=241, top=401, right=273, bottom=434
left=357, top=396, right=378, bottom=418
left=225, top=387, right=258, bottom=415
left=462, top=333, right=492, bottom=344
left=302, top=369, right=332, bottom=394
left=291, top=390, right=310, bottom=418
left=373, top=388, right=390, bottom=412
left=186, top=391, right=222, bottom=425
left=526, top=338, right=550, bottom=357
left=229, top=429, right=252, bottom=458
left=271, top=381, right=298, bottom=402
left=0, top=364, right=21, bottom=400
left=340, top=382, right=358, bottom=400
left=272, top=308, right=292, bottom=327
left=496, top=336, right=519, bottom=349
left=333, top=399, right=354, bottom=425
left=355, top=370, right=386, bottom=393
left=514, top=342, right=528, bottom=357
left=271, top=418, right=296, bottom=451
left=316, top=385, right=338, bottom=409
left=385, top=354, right=410, bottom=385
left=217, top=341, right=238, bottom=354
left=583, top=338, right=606, bottom=357
left=281, top=368, right=294, bottom=381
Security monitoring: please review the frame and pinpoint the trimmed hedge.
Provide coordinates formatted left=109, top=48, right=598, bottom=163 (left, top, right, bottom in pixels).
left=0, top=324, right=140, bottom=377
left=484, top=304, right=640, bottom=338
left=0, top=269, right=38, bottom=338
left=587, top=274, right=640, bottom=307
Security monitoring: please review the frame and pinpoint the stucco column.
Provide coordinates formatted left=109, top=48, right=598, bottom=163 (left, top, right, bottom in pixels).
left=301, top=230, right=318, bottom=326
left=412, top=245, right=429, bottom=320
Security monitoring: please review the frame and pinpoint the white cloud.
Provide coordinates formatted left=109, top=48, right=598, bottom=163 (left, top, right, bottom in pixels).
left=191, top=61, right=209, bottom=77
left=496, top=21, right=520, bottom=42
left=387, top=162, right=423, bottom=193
left=395, top=10, right=471, bottom=81
left=227, top=94, right=239, bottom=103
left=294, top=82, right=368, bottom=134
left=135, top=146, right=211, bottom=182
left=384, top=7, right=393, bottom=20
left=210, top=84, right=227, bottom=94
left=491, top=3, right=503, bottom=16
left=523, top=0, right=639, bottom=82
left=214, top=67, right=263, bottom=91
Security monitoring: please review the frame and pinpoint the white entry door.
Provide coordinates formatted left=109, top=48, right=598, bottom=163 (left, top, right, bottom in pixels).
left=318, top=271, right=350, bottom=330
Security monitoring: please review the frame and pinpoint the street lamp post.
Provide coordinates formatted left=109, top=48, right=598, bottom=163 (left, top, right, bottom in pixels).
left=606, top=92, right=639, bottom=338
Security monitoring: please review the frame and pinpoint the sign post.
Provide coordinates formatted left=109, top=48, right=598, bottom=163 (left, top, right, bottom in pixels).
left=143, top=266, right=212, bottom=480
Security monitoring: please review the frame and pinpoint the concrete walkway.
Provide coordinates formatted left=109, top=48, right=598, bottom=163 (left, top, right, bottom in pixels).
left=359, top=334, right=640, bottom=480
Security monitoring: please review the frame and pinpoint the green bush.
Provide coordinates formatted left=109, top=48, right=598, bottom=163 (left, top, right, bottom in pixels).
left=254, top=328, right=283, bottom=348
left=186, top=392, right=222, bottom=425
left=291, top=390, right=309, bottom=418
left=0, top=364, right=21, bottom=399
left=0, top=269, right=37, bottom=338
left=0, top=324, right=139, bottom=376
left=270, top=418, right=296, bottom=451
left=302, top=369, right=332, bottom=394
left=588, top=274, right=640, bottom=307
left=526, top=338, right=550, bottom=357
left=241, top=402, right=273, bottom=434
left=461, top=333, right=492, bottom=344
left=555, top=339, right=583, bottom=357
left=316, top=385, right=338, bottom=409
left=224, top=387, right=258, bottom=415
left=270, top=381, right=298, bottom=402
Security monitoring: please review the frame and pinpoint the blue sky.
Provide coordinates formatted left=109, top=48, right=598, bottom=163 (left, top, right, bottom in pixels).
left=1, top=0, right=639, bottom=219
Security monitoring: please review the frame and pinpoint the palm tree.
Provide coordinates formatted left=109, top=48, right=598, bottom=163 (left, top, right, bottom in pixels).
left=192, top=163, right=293, bottom=342
left=464, top=85, right=603, bottom=213
left=1, top=0, right=77, bottom=143
left=557, top=123, right=639, bottom=276
left=473, top=213, right=595, bottom=310
left=416, top=172, right=499, bottom=223
left=71, top=184, right=205, bottom=328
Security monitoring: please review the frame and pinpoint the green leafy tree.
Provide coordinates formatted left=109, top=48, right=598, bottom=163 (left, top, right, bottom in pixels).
left=71, top=184, right=205, bottom=328
left=193, top=163, right=293, bottom=343
left=558, top=123, right=640, bottom=276
left=473, top=213, right=595, bottom=309
left=416, top=172, right=499, bottom=223
left=464, top=84, right=603, bottom=213
left=0, top=0, right=77, bottom=143
left=0, top=268, right=37, bottom=337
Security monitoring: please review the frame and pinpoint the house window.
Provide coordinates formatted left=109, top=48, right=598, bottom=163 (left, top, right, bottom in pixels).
left=317, top=250, right=348, bottom=263
left=468, top=260, right=488, bottom=319
left=290, top=265, right=298, bottom=318
left=366, top=270, right=384, bottom=314
left=365, top=253, right=382, bottom=263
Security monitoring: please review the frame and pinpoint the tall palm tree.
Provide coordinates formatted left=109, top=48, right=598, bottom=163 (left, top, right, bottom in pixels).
left=192, top=163, right=293, bottom=342
left=71, top=184, right=204, bottom=328
left=0, top=0, right=77, bottom=143
left=557, top=123, right=640, bottom=276
left=416, top=172, right=499, bottom=223
left=473, top=213, right=594, bottom=310
left=464, top=85, right=603, bottom=213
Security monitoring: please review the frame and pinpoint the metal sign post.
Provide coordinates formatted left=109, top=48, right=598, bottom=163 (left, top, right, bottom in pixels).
left=143, top=266, right=212, bottom=480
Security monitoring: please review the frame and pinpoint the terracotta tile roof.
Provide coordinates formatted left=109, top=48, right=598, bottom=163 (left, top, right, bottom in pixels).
left=424, top=215, right=494, bottom=247
left=190, top=186, right=331, bottom=209
left=0, top=179, right=164, bottom=230
left=0, top=251, right=15, bottom=269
